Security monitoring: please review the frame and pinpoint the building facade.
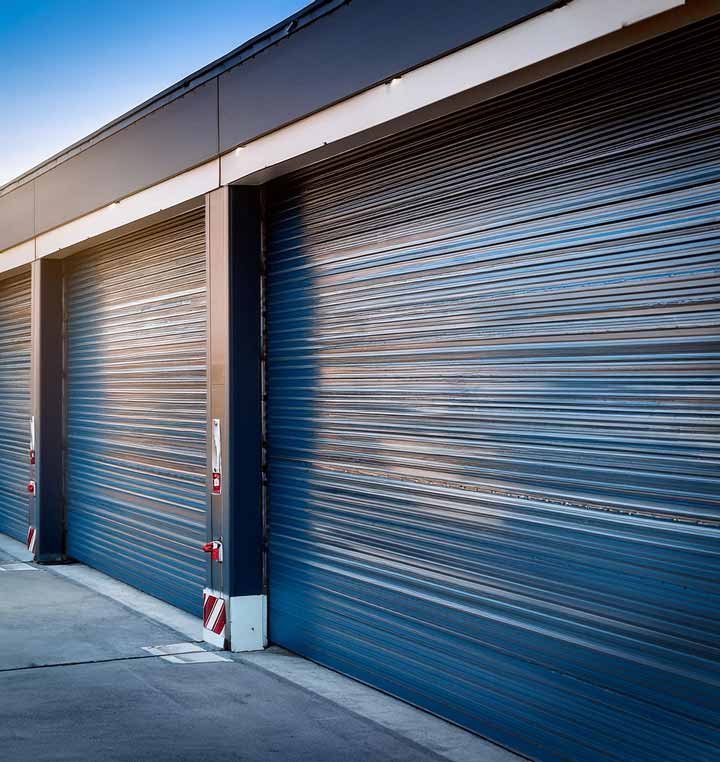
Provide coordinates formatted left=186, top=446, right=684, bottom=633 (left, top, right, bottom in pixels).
left=0, top=1, right=718, bottom=760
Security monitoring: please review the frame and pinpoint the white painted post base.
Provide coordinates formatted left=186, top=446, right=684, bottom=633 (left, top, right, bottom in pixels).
left=229, top=595, right=267, bottom=652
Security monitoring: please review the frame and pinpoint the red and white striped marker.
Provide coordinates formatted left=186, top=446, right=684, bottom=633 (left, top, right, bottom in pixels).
left=203, top=589, right=227, bottom=648
left=27, top=526, right=37, bottom=555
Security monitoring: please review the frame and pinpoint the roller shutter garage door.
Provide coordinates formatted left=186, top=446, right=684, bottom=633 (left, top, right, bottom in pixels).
left=265, top=19, right=720, bottom=762
left=0, top=270, right=31, bottom=542
left=65, top=209, right=208, bottom=614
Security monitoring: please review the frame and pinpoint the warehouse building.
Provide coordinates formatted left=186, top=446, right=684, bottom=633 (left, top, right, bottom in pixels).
left=0, top=1, right=718, bottom=759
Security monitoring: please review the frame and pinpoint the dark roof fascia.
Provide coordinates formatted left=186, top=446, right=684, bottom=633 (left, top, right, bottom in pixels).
left=0, top=0, right=347, bottom=197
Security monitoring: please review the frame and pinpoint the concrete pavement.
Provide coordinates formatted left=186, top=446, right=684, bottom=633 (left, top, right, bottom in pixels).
left=0, top=533, right=520, bottom=762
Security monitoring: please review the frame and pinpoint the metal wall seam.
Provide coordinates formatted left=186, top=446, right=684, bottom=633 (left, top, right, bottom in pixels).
left=64, top=209, right=209, bottom=614
left=264, top=17, right=720, bottom=762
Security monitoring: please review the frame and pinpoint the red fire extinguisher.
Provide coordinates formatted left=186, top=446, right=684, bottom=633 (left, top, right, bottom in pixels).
left=202, top=540, right=223, bottom=562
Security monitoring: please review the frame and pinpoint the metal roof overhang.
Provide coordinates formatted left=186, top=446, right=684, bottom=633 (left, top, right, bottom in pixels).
left=0, top=0, right=563, bottom=250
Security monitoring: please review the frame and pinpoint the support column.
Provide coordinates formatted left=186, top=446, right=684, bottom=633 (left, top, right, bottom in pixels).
left=30, top=258, right=65, bottom=562
left=205, top=186, right=263, bottom=650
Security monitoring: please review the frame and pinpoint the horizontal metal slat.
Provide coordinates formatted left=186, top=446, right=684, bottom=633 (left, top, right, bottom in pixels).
left=0, top=271, right=32, bottom=542
left=266, top=18, right=720, bottom=762
left=65, top=209, right=208, bottom=615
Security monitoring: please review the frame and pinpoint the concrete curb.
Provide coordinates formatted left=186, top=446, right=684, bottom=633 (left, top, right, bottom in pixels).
left=0, top=533, right=33, bottom=562
left=239, top=648, right=522, bottom=762
left=48, top=564, right=203, bottom=643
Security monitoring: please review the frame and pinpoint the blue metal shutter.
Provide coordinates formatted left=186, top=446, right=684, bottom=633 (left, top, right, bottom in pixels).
left=265, top=18, right=720, bottom=762
left=65, top=209, right=208, bottom=614
left=0, top=270, right=32, bottom=542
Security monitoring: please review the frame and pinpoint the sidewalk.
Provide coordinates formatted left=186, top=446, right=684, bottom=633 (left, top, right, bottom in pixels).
left=0, top=533, right=519, bottom=762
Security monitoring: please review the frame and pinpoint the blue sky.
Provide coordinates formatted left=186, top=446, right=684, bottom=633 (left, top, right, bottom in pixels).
left=0, top=0, right=307, bottom=185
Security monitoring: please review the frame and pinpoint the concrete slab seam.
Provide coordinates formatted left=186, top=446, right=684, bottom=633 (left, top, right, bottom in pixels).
left=0, top=563, right=38, bottom=571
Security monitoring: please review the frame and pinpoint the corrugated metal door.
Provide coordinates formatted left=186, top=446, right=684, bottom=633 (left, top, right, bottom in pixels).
left=65, top=209, right=208, bottom=614
left=265, top=19, right=720, bottom=762
left=0, top=270, right=32, bottom=542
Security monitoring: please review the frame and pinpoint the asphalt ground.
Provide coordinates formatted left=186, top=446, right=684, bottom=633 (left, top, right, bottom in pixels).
left=0, top=534, right=517, bottom=762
